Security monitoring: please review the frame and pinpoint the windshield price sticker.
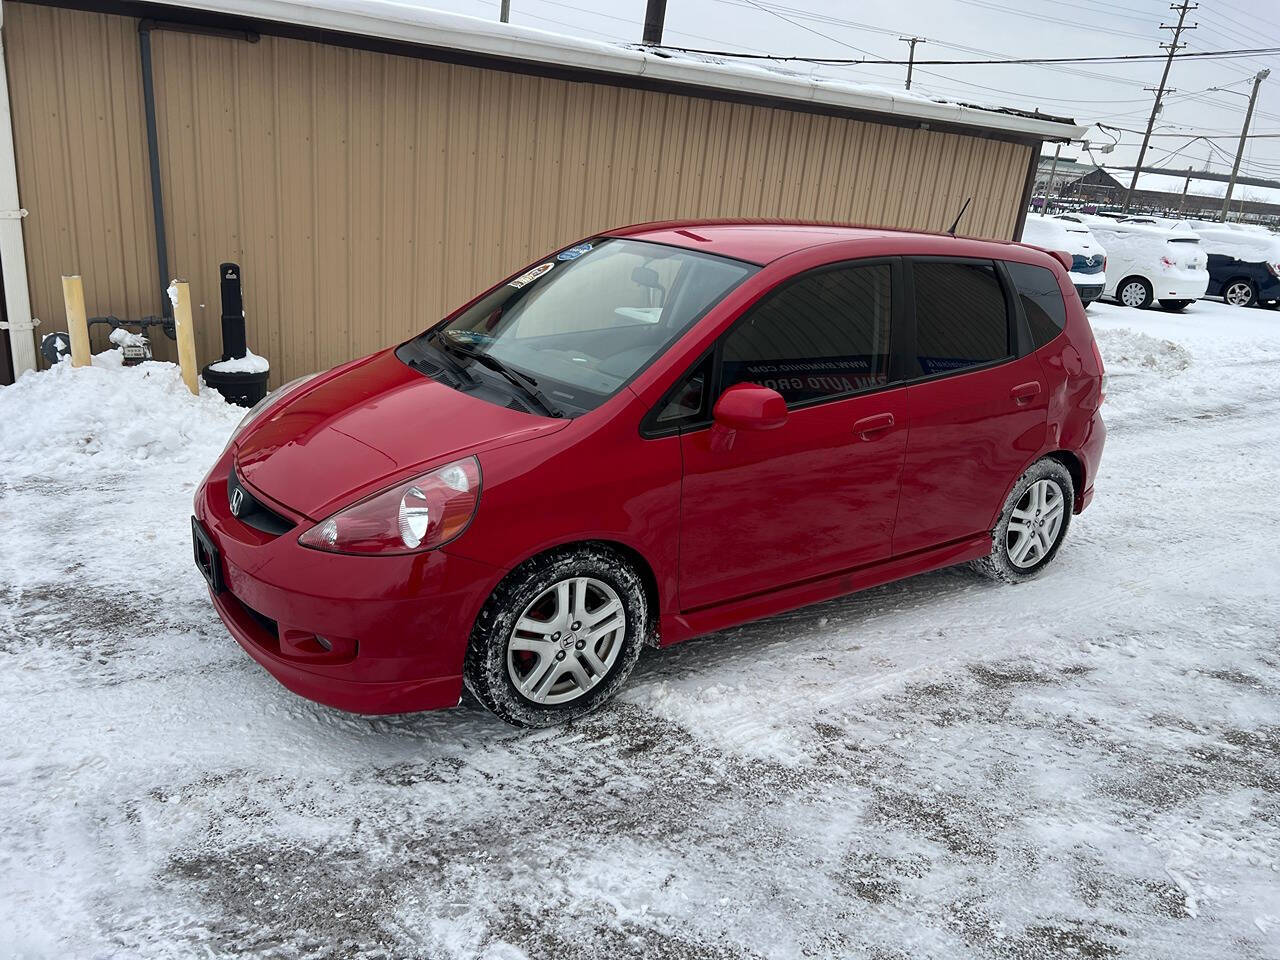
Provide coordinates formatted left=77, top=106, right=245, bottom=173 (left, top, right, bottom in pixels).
left=509, top=262, right=554, bottom=288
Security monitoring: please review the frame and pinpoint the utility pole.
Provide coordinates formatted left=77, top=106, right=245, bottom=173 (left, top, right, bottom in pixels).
left=899, top=37, right=926, bottom=90
left=1042, top=142, right=1062, bottom=214
left=1179, top=167, right=1191, bottom=213
left=1221, top=68, right=1270, bottom=220
left=499, top=0, right=510, bottom=22
left=642, top=0, right=668, bottom=45
left=1122, top=1, right=1196, bottom=213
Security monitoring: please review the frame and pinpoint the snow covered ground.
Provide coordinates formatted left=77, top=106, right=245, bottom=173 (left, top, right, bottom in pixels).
left=2, top=299, right=1279, bottom=959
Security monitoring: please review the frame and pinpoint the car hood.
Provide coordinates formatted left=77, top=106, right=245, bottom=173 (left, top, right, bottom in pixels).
left=235, top=348, right=567, bottom=518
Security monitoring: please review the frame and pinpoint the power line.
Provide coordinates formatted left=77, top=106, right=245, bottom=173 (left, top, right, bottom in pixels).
left=1198, top=1, right=1280, bottom=47
left=697, top=0, right=1170, bottom=90
left=735, top=0, right=879, bottom=58
left=947, top=0, right=1155, bottom=40
left=1097, top=123, right=1280, bottom=140
left=649, top=43, right=1280, bottom=66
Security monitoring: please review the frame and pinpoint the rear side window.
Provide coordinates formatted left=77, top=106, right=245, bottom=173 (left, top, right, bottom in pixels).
left=720, top=263, right=892, bottom=405
left=912, top=261, right=1009, bottom=375
left=1005, top=261, right=1067, bottom=348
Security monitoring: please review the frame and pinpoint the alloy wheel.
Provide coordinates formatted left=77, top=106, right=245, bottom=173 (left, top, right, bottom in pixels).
left=1006, top=479, right=1066, bottom=569
left=1225, top=281, right=1254, bottom=307
left=1120, top=281, right=1147, bottom=308
left=506, top=576, right=626, bottom=704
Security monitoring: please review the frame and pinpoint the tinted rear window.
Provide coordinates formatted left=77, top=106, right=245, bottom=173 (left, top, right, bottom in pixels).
left=912, top=261, right=1009, bottom=374
left=1005, top=261, right=1067, bottom=349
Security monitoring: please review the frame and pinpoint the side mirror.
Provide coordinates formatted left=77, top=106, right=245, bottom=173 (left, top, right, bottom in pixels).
left=712, top=383, right=788, bottom=431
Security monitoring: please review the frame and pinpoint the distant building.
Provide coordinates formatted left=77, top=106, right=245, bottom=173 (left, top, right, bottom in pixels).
left=1033, top=154, right=1280, bottom=223
left=1033, top=156, right=1115, bottom=197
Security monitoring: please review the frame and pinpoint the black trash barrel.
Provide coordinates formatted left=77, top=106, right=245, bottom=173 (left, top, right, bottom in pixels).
left=202, top=364, right=269, bottom=407
left=202, top=261, right=270, bottom=407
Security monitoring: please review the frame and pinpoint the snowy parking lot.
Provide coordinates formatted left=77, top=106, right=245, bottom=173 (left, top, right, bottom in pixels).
left=2, top=298, right=1279, bottom=958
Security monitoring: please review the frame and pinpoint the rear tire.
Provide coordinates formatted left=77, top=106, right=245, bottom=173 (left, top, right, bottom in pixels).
left=1223, top=279, right=1257, bottom=307
left=1117, top=277, right=1153, bottom=309
left=971, top=459, right=1074, bottom=584
left=1159, top=299, right=1192, bottom=312
left=464, top=544, right=648, bottom=727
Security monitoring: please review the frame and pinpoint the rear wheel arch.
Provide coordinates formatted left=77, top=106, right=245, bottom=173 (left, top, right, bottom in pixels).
left=1045, top=450, right=1086, bottom=512
left=988, top=448, right=1085, bottom=532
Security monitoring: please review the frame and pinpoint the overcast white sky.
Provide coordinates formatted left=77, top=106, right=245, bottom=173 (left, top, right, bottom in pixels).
left=419, top=0, right=1280, bottom=187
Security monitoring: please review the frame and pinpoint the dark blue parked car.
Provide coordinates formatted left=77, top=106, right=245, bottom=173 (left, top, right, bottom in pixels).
left=1187, top=221, right=1280, bottom=308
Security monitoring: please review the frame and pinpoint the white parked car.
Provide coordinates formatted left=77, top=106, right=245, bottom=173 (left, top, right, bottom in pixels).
left=1064, top=215, right=1209, bottom=311
left=1021, top=213, right=1107, bottom=306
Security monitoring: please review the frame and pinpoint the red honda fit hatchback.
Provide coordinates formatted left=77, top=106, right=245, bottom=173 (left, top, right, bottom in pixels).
left=193, top=220, right=1105, bottom=727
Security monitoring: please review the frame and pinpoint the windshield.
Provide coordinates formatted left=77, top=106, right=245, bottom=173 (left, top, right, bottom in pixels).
left=403, top=238, right=756, bottom=415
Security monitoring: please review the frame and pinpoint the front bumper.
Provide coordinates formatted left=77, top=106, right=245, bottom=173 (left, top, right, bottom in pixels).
left=193, top=447, right=502, bottom=714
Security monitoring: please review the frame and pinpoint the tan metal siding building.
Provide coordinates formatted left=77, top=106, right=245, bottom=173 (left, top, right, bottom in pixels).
left=0, top=0, right=1080, bottom=383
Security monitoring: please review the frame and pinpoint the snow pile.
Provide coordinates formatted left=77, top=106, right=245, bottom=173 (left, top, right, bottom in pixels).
left=1093, top=327, right=1191, bottom=376
left=208, top=347, right=270, bottom=374
left=0, top=351, right=240, bottom=482
left=1087, top=300, right=1280, bottom=432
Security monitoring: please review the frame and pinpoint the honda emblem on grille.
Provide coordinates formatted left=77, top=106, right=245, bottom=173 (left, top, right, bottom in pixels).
left=230, top=487, right=244, bottom=517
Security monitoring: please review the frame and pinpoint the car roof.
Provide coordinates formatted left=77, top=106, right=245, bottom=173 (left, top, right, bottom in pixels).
left=605, top=219, right=1025, bottom=265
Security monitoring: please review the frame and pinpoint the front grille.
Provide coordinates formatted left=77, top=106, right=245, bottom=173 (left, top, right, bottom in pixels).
left=236, top=593, right=280, bottom=640
left=227, top=470, right=295, bottom=536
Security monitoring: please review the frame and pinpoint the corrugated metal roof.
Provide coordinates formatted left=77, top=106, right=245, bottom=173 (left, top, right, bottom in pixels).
left=149, top=0, right=1086, bottom=141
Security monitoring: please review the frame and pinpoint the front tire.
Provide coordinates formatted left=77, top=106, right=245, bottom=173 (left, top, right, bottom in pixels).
left=464, top=545, right=648, bottom=727
left=971, top=459, right=1074, bottom=584
left=1159, top=299, right=1193, bottom=312
left=1117, top=277, right=1153, bottom=309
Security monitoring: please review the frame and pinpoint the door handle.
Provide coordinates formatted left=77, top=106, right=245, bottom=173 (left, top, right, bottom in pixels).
left=853, top=412, right=895, bottom=440
left=1010, top=381, right=1042, bottom=405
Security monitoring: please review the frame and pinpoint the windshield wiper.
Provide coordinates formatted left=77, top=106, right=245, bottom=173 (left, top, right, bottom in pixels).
left=423, top=329, right=477, bottom=385
left=438, top=335, right=564, bottom=418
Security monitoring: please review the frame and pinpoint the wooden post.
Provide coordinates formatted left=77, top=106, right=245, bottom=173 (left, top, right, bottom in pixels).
left=170, top=278, right=199, bottom=395
left=61, top=274, right=90, bottom=368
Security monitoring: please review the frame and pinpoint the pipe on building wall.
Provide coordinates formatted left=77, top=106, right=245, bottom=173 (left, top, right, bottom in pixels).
left=138, top=21, right=172, bottom=317
left=135, top=19, right=258, bottom=320
left=1013, top=139, right=1043, bottom=242
left=0, top=0, right=39, bottom=376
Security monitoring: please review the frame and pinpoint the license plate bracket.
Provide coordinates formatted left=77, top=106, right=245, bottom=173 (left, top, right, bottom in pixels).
left=192, top=517, right=224, bottom=594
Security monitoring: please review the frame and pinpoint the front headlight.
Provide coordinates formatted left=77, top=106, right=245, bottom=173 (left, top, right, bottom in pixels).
left=298, top=457, right=481, bottom=555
